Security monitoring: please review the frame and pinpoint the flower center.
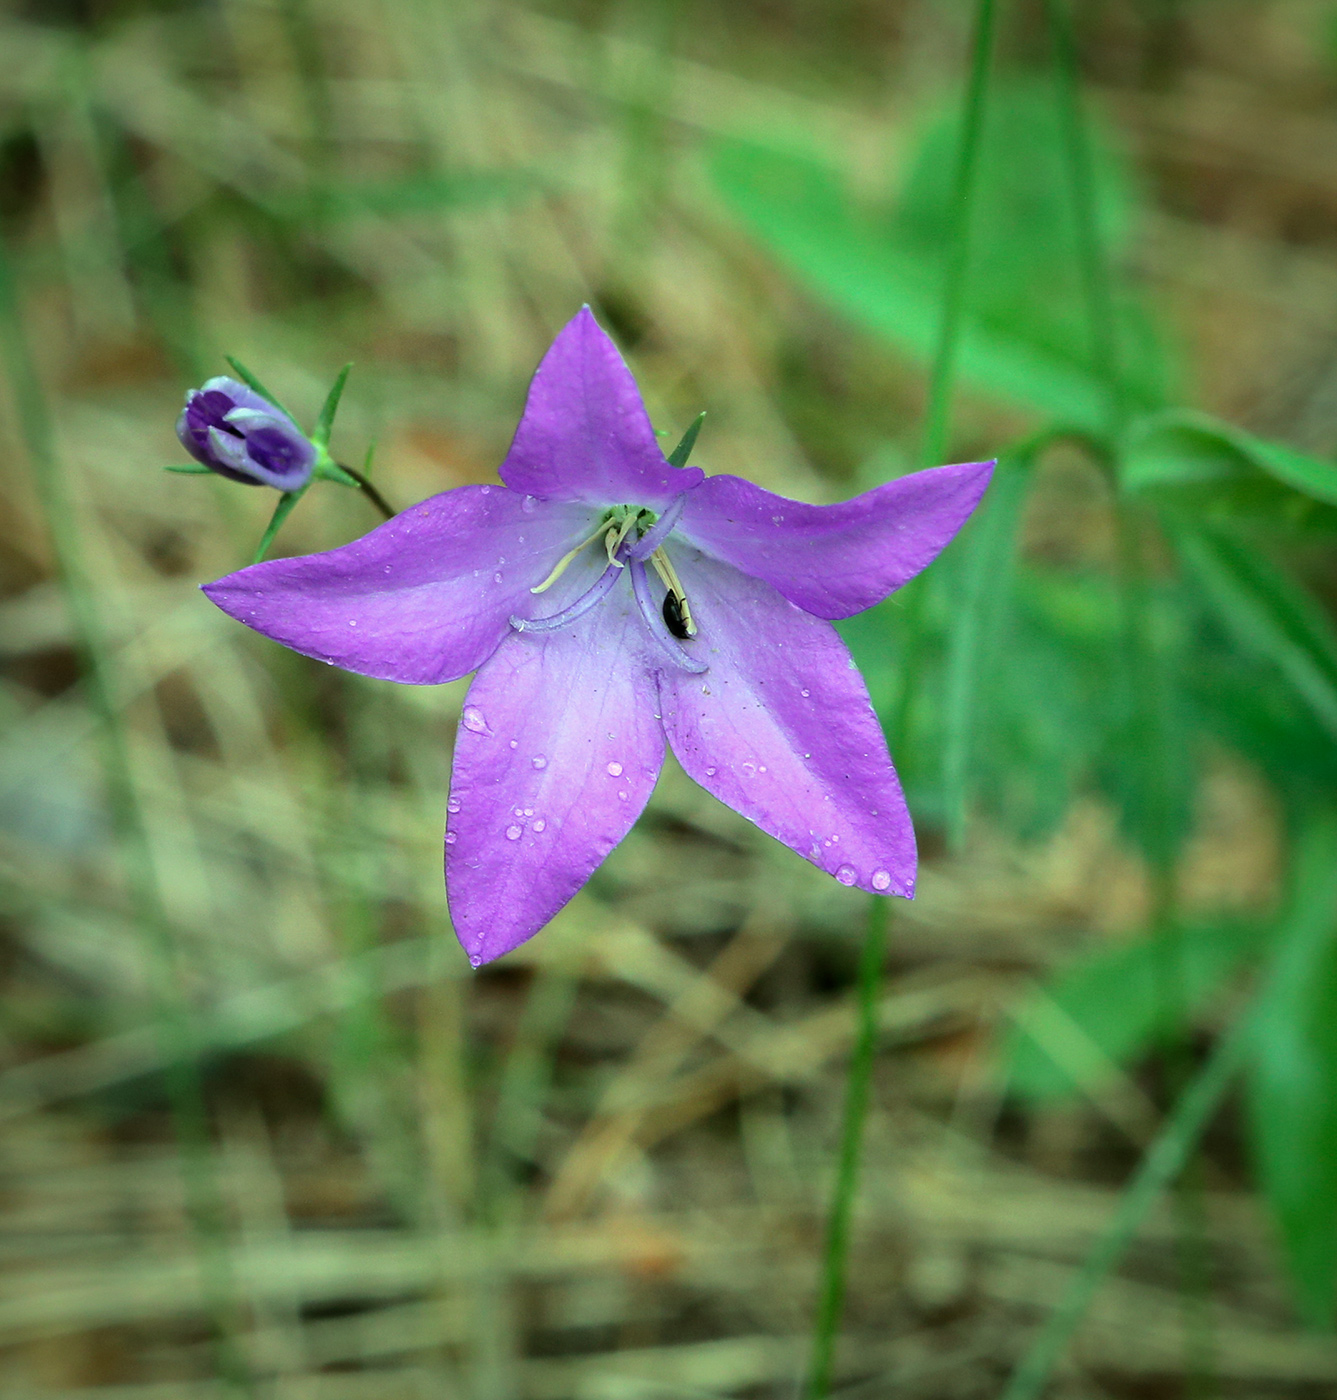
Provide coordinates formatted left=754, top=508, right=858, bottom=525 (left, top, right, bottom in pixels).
left=509, top=496, right=706, bottom=675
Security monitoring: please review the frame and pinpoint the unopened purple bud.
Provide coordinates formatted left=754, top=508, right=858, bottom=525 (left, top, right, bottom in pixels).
left=176, top=377, right=315, bottom=490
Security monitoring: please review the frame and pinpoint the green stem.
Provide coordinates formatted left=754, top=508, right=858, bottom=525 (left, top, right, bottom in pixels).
left=1001, top=1010, right=1249, bottom=1400
left=1044, top=0, right=1123, bottom=437
left=338, top=460, right=397, bottom=520
left=0, top=241, right=255, bottom=1394
left=805, top=5, right=997, bottom=1395
left=805, top=897, right=890, bottom=1399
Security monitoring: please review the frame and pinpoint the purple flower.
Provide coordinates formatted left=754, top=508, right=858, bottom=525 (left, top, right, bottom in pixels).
left=178, top=377, right=316, bottom=490
left=203, top=310, right=992, bottom=965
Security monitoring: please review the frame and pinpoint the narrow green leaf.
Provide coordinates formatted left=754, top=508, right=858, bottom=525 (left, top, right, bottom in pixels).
left=1246, top=815, right=1337, bottom=1327
left=1175, top=525, right=1337, bottom=741
left=312, top=364, right=351, bottom=448
left=224, top=356, right=291, bottom=418
left=164, top=462, right=213, bottom=475
left=667, top=412, right=705, bottom=467
left=252, top=487, right=307, bottom=565
left=942, top=447, right=1034, bottom=844
left=1004, top=918, right=1267, bottom=1100
left=1004, top=816, right=1337, bottom=1398
left=1123, top=409, right=1337, bottom=524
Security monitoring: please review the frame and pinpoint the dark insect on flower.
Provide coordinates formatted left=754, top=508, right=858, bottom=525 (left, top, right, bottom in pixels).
left=662, top=590, right=691, bottom=640
left=177, top=377, right=316, bottom=490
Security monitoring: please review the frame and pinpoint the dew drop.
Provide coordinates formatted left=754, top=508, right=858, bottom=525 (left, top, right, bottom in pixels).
left=705, top=766, right=717, bottom=777
left=447, top=796, right=461, bottom=814
left=508, top=739, right=518, bottom=749
left=384, top=565, right=392, bottom=574
left=523, top=807, right=534, bottom=817
left=522, top=495, right=536, bottom=513
left=348, top=619, right=357, bottom=627
left=505, top=825, right=522, bottom=841
left=618, top=790, right=628, bottom=801
left=606, top=761, right=623, bottom=776
left=445, top=831, right=457, bottom=845
left=462, top=706, right=487, bottom=733
left=480, top=485, right=491, bottom=494
left=493, top=572, right=503, bottom=583
left=513, top=807, right=524, bottom=817
left=871, top=869, right=892, bottom=891
left=741, top=760, right=756, bottom=778
left=532, top=755, right=547, bottom=770
left=759, top=765, right=767, bottom=773
left=800, top=688, right=810, bottom=698
left=835, top=863, right=858, bottom=886
left=533, top=817, right=546, bottom=832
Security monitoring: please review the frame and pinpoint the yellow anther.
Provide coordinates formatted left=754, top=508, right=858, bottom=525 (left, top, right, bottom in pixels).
left=604, top=513, right=638, bottom=566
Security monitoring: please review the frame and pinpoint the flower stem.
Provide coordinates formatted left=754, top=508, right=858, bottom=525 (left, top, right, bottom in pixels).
left=804, top=896, right=889, bottom=1400
left=337, top=460, right=397, bottom=519
left=805, top=5, right=997, bottom=1395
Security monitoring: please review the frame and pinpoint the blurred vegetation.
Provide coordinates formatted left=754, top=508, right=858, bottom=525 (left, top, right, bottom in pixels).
left=2, top=0, right=1337, bottom=1396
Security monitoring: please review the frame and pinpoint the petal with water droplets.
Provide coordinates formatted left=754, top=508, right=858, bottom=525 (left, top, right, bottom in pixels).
left=447, top=575, right=665, bottom=965
left=656, top=548, right=915, bottom=897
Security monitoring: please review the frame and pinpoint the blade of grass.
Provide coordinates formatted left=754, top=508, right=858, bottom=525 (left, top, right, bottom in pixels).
left=1003, top=814, right=1337, bottom=1400
left=0, top=237, right=256, bottom=1394
left=806, top=3, right=998, bottom=1396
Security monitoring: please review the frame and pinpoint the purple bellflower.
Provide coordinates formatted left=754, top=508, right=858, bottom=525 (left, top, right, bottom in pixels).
left=203, top=310, right=992, bottom=966
left=178, top=377, right=316, bottom=490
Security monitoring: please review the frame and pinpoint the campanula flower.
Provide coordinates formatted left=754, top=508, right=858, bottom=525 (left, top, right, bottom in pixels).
left=178, top=377, right=316, bottom=490
left=203, top=310, right=992, bottom=965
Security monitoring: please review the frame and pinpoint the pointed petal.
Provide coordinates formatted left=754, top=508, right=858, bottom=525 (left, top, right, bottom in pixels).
left=678, top=460, right=994, bottom=619
left=658, top=549, right=915, bottom=897
left=499, top=307, right=704, bottom=509
left=446, top=581, right=665, bottom=965
left=203, top=487, right=595, bottom=684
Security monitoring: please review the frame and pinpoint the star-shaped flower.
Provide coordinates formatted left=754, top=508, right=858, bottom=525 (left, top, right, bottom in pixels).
left=203, top=309, right=992, bottom=965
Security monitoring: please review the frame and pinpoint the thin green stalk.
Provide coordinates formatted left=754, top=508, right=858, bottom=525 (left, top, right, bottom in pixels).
left=1043, top=0, right=1123, bottom=437
left=805, top=897, right=889, bottom=1399
left=1005, top=818, right=1337, bottom=1399
left=1001, top=1010, right=1249, bottom=1400
left=0, top=241, right=255, bottom=1394
left=805, top=6, right=998, bottom=1395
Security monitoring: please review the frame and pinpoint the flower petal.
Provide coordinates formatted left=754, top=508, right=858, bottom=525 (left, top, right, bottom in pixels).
left=446, top=580, right=664, bottom=965
left=499, top=307, right=704, bottom=509
left=677, top=460, right=994, bottom=619
left=657, top=548, right=915, bottom=897
left=202, top=487, right=595, bottom=684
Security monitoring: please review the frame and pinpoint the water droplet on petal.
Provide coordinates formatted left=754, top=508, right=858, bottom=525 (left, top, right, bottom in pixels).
left=513, top=807, right=524, bottom=817
left=447, top=796, right=461, bottom=814
left=445, top=831, right=457, bottom=845
left=618, top=790, right=628, bottom=801
left=493, top=572, right=503, bottom=583
left=871, top=869, right=892, bottom=891
left=741, top=761, right=756, bottom=778
left=462, top=706, right=487, bottom=733
left=523, top=807, right=533, bottom=817
left=506, top=825, right=522, bottom=841
left=522, top=495, right=536, bottom=513
left=835, top=864, right=857, bottom=886
left=508, top=739, right=518, bottom=749
left=705, top=766, right=716, bottom=777
left=759, top=765, right=767, bottom=773
left=348, top=619, right=357, bottom=627
left=532, top=755, right=547, bottom=770
left=533, top=817, right=546, bottom=832
left=606, top=761, right=623, bottom=776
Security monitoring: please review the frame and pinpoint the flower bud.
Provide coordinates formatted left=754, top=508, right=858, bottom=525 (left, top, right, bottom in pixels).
left=177, top=377, right=315, bottom=490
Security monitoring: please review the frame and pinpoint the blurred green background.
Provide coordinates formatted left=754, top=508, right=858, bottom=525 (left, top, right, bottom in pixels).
left=3, top=0, right=1337, bottom=1396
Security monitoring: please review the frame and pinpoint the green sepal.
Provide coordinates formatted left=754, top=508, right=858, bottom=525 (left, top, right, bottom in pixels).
left=252, top=485, right=309, bottom=564
left=311, top=363, right=352, bottom=448
left=164, top=462, right=214, bottom=475
left=668, top=412, right=706, bottom=467
left=312, top=444, right=359, bottom=488
left=225, top=356, right=292, bottom=418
